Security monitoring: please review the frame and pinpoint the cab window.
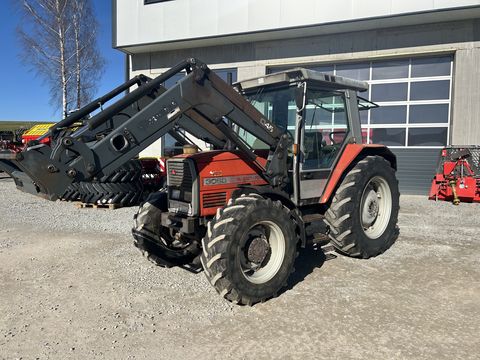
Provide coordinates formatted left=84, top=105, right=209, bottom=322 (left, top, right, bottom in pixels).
left=303, top=90, right=349, bottom=170
left=241, top=87, right=296, bottom=149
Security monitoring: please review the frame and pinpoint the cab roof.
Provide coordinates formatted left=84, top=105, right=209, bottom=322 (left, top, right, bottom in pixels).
left=236, top=68, right=369, bottom=93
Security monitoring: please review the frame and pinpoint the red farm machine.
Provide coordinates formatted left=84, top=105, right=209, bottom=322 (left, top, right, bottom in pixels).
left=0, top=127, right=29, bottom=153
left=429, top=146, right=480, bottom=204
left=0, top=58, right=400, bottom=305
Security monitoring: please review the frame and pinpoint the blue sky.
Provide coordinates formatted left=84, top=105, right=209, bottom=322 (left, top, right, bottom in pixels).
left=0, top=1, right=124, bottom=121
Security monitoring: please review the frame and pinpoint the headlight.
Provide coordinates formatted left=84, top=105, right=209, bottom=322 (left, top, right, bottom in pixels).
left=188, top=204, right=193, bottom=217
left=171, top=189, right=181, bottom=199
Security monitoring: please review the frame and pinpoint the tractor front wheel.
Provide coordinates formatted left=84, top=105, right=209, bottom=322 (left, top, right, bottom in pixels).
left=132, top=191, right=201, bottom=267
left=201, top=194, right=298, bottom=305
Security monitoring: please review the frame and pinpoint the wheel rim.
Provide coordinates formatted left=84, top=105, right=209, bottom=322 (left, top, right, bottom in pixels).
left=241, top=220, right=286, bottom=285
left=360, top=176, right=392, bottom=239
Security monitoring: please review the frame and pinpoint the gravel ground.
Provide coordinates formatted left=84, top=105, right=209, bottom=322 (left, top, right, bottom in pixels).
left=0, top=177, right=479, bottom=359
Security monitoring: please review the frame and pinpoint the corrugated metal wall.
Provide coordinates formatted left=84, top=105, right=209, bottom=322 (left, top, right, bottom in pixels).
left=392, top=148, right=441, bottom=195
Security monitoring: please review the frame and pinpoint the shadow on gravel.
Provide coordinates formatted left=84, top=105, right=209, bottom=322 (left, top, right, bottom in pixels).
left=280, top=246, right=331, bottom=295
left=182, top=245, right=333, bottom=296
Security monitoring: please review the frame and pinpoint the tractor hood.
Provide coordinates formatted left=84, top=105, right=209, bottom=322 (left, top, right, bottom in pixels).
left=174, top=150, right=268, bottom=168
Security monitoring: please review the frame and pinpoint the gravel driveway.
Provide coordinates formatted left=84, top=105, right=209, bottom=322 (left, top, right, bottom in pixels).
left=0, top=177, right=479, bottom=359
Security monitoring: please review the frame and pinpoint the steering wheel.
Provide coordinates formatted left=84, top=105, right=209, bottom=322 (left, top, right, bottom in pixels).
left=285, top=130, right=294, bottom=145
left=329, top=131, right=345, bottom=145
left=280, top=130, right=294, bottom=153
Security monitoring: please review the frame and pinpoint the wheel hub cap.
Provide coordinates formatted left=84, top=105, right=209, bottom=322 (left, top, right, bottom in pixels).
left=360, top=176, right=393, bottom=240
left=241, top=220, right=286, bottom=285
left=247, top=236, right=271, bottom=265
left=362, top=189, right=379, bottom=227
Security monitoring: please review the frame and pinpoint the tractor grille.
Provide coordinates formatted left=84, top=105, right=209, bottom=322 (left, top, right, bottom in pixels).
left=168, top=160, right=193, bottom=190
left=203, top=192, right=227, bottom=208
left=167, top=159, right=194, bottom=203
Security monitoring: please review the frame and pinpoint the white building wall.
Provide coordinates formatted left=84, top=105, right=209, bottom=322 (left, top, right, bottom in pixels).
left=115, top=0, right=480, bottom=49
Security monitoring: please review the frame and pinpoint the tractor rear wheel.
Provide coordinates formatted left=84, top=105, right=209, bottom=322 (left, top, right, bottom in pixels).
left=201, top=194, right=298, bottom=305
left=132, top=191, right=201, bottom=267
left=324, top=155, right=399, bottom=258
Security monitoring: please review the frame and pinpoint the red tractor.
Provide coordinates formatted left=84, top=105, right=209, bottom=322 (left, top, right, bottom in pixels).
left=0, top=59, right=399, bottom=305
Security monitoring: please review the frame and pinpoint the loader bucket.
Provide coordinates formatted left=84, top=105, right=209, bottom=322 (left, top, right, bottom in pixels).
left=0, top=151, right=48, bottom=199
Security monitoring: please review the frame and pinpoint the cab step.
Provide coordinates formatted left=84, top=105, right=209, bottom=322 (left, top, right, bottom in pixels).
left=302, top=213, right=325, bottom=223
left=320, top=243, right=337, bottom=260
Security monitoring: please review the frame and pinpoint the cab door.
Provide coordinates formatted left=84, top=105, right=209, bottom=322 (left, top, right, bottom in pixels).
left=299, top=89, right=352, bottom=202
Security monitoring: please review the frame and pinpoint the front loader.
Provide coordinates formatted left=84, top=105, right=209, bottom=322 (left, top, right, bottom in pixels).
left=0, top=58, right=399, bottom=305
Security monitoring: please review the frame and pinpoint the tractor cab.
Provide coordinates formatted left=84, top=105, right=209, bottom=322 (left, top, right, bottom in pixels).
left=235, top=69, right=378, bottom=204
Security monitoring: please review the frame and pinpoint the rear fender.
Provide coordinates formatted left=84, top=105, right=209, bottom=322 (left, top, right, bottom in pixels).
left=320, top=144, right=397, bottom=204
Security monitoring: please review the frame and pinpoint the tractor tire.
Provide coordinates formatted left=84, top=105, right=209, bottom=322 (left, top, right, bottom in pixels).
left=98, top=160, right=142, bottom=183
left=324, top=155, right=399, bottom=259
left=132, top=191, right=201, bottom=267
left=80, top=181, right=143, bottom=206
left=72, top=160, right=144, bottom=207
left=61, top=182, right=82, bottom=201
left=201, top=194, right=298, bottom=306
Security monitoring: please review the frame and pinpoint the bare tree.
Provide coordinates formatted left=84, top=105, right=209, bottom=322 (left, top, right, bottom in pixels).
left=17, top=0, right=104, bottom=117
left=70, top=0, right=104, bottom=110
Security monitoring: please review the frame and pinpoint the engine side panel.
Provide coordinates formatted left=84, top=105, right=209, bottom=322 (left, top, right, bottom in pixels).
left=194, top=151, right=268, bottom=216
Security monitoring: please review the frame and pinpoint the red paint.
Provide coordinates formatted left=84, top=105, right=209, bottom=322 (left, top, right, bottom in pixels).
left=180, top=150, right=268, bottom=216
left=21, top=135, right=51, bottom=145
left=319, top=144, right=387, bottom=204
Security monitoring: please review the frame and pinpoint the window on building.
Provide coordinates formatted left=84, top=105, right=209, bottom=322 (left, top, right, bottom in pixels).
left=268, top=54, right=453, bottom=148
left=336, top=63, right=369, bottom=80
left=163, top=133, right=184, bottom=157
left=162, top=68, right=238, bottom=89
left=160, top=68, right=238, bottom=155
left=372, top=60, right=409, bottom=80
left=370, top=106, right=407, bottom=124
left=144, top=0, right=173, bottom=4
left=214, top=69, right=238, bottom=84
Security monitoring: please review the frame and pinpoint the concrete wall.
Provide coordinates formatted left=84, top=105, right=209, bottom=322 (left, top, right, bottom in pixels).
left=130, top=19, right=480, bottom=146
left=451, top=47, right=480, bottom=144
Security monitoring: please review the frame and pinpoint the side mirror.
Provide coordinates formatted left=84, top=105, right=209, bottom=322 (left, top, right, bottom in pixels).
left=295, top=84, right=305, bottom=111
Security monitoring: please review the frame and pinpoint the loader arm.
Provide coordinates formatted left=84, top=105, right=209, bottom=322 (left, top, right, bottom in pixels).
left=2, top=58, right=289, bottom=200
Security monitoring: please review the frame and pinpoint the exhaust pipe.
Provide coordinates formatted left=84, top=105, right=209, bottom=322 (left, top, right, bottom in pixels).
left=183, top=144, right=198, bottom=155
